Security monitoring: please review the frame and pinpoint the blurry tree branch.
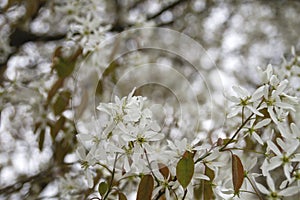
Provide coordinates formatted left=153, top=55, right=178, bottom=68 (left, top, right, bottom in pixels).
left=9, top=28, right=66, bottom=48
left=146, top=0, right=189, bottom=20
left=0, top=165, right=54, bottom=197
left=110, top=0, right=190, bottom=32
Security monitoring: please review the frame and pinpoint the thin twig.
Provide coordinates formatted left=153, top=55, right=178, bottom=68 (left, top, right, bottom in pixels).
left=146, top=0, right=189, bottom=20
left=103, top=153, right=118, bottom=200
left=144, top=148, right=160, bottom=185
left=246, top=175, right=263, bottom=200
left=182, top=189, right=188, bottom=200
left=220, top=100, right=264, bottom=151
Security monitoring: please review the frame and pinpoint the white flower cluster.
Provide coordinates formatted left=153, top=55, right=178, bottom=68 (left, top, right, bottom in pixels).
left=68, top=61, right=300, bottom=200
left=97, top=88, right=163, bottom=147
left=225, top=63, right=300, bottom=199
left=54, top=0, right=110, bottom=54
left=74, top=88, right=213, bottom=199
left=75, top=89, right=165, bottom=186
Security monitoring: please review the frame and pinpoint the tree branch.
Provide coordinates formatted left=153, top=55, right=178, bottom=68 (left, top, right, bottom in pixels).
left=147, top=0, right=189, bottom=20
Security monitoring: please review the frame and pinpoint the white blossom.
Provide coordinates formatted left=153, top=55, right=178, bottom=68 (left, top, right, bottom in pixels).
left=256, top=173, right=299, bottom=200
left=243, top=118, right=271, bottom=145
left=261, top=138, right=300, bottom=181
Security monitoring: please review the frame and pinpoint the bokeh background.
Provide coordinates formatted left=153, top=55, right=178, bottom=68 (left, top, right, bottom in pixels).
left=0, top=0, right=300, bottom=199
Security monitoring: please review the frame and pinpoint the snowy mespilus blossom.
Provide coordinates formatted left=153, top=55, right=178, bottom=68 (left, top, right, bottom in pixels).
left=71, top=58, right=300, bottom=199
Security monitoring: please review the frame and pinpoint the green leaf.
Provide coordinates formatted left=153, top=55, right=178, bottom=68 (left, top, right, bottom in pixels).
left=136, top=174, right=154, bottom=200
left=53, top=91, right=71, bottom=116
left=98, top=182, right=108, bottom=197
left=53, top=57, right=76, bottom=78
left=204, top=165, right=215, bottom=200
left=52, top=46, right=81, bottom=78
left=118, top=192, right=127, bottom=200
left=232, top=154, right=244, bottom=194
left=176, top=151, right=194, bottom=189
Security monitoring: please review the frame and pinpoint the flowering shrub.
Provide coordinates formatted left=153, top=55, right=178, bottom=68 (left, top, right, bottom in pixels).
left=1, top=1, right=300, bottom=200
left=70, top=58, right=300, bottom=200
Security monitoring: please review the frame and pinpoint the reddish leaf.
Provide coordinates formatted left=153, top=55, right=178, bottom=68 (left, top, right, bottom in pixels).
left=158, top=163, right=170, bottom=180
left=232, top=154, right=244, bottom=193
left=176, top=151, right=194, bottom=189
left=136, top=175, right=154, bottom=200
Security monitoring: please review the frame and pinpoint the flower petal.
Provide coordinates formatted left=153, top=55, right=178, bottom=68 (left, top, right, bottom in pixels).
left=254, top=119, right=271, bottom=129
left=252, top=132, right=264, bottom=145
left=278, top=186, right=300, bottom=196
left=267, top=141, right=281, bottom=156
left=256, top=182, right=270, bottom=195
left=266, top=174, right=275, bottom=192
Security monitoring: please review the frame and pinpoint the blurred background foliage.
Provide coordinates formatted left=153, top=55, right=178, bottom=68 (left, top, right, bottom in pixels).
left=0, top=0, right=300, bottom=199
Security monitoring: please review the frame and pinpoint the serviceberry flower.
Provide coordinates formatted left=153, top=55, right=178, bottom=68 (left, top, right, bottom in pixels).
left=261, top=138, right=300, bottom=181
left=243, top=118, right=271, bottom=145
left=227, top=85, right=264, bottom=118
left=256, top=173, right=299, bottom=200
left=257, top=65, right=298, bottom=125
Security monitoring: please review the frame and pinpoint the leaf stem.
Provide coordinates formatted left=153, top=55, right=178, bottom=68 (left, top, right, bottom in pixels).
left=220, top=113, right=254, bottom=151
left=182, top=189, right=188, bottom=200
left=195, top=152, right=212, bottom=164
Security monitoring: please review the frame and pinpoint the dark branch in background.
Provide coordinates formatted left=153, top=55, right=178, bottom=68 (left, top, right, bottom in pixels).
left=146, top=0, right=189, bottom=20
left=1, top=0, right=190, bottom=198
left=9, top=28, right=66, bottom=47
left=110, top=0, right=124, bottom=32
left=0, top=29, right=66, bottom=84
left=0, top=166, right=55, bottom=198
left=110, top=0, right=189, bottom=32
left=0, top=0, right=66, bottom=70
left=128, top=0, right=146, bottom=10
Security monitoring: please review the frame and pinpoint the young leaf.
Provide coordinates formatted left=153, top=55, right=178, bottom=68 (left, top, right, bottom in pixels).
left=53, top=57, right=76, bottom=78
left=176, top=151, right=194, bottom=189
left=98, top=182, right=108, bottom=196
left=136, top=174, right=154, bottom=200
left=158, top=163, right=170, bottom=180
left=53, top=91, right=71, bottom=116
left=52, top=46, right=81, bottom=78
left=232, top=154, right=244, bottom=193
